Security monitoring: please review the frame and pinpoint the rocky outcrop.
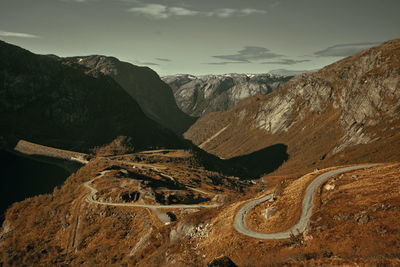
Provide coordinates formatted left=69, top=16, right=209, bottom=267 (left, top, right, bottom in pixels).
left=162, top=73, right=292, bottom=116
left=0, top=41, right=188, bottom=152
left=61, top=56, right=195, bottom=135
left=185, top=40, right=400, bottom=175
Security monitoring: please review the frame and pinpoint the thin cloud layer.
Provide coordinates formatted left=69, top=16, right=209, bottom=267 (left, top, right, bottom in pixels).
left=131, top=59, right=160, bottom=66
left=208, top=8, right=266, bottom=18
left=212, top=46, right=282, bottom=63
left=261, top=59, right=311, bottom=65
left=314, top=42, right=381, bottom=57
left=204, top=61, right=246, bottom=65
left=0, top=30, right=39, bottom=38
left=128, top=4, right=266, bottom=19
left=155, top=58, right=172, bottom=62
left=60, top=0, right=94, bottom=2
left=140, top=62, right=159, bottom=66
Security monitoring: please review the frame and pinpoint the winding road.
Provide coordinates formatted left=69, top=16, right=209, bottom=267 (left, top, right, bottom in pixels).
left=234, top=164, right=379, bottom=239
left=18, top=139, right=380, bottom=238
left=84, top=171, right=221, bottom=209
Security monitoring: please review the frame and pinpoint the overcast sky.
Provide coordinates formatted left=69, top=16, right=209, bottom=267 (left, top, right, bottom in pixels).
left=1, top=0, right=399, bottom=75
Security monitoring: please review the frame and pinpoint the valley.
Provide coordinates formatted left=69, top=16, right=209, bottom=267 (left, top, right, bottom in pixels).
left=0, top=150, right=69, bottom=225
left=0, top=34, right=399, bottom=266
left=1, top=140, right=398, bottom=266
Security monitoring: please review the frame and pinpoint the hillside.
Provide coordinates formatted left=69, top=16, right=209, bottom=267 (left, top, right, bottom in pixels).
left=185, top=39, right=400, bottom=176
left=0, top=41, right=188, bottom=152
left=162, top=73, right=292, bottom=117
left=61, top=56, right=195, bottom=135
left=1, top=150, right=398, bottom=266
left=0, top=39, right=399, bottom=266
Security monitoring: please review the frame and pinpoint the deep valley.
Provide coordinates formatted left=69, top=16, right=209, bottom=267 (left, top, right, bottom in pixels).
left=0, top=3, right=399, bottom=265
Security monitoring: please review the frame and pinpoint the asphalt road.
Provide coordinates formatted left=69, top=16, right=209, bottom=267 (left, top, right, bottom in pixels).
left=234, top=164, right=379, bottom=239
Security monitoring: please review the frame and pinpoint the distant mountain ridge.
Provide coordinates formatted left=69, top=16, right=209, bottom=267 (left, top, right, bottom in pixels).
left=61, top=55, right=195, bottom=135
left=184, top=39, right=400, bottom=175
left=0, top=41, right=188, bottom=152
left=162, top=73, right=293, bottom=117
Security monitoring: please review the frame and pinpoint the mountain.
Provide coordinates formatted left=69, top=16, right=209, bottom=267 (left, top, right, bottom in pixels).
left=162, top=73, right=293, bottom=117
left=1, top=40, right=399, bottom=267
left=61, top=56, right=195, bottom=135
left=185, top=39, right=400, bottom=176
left=0, top=41, right=188, bottom=152
left=1, top=142, right=399, bottom=266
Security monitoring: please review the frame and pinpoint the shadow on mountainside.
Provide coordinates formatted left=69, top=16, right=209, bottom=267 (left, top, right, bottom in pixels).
left=195, top=144, right=289, bottom=179
left=0, top=150, right=70, bottom=225
left=226, top=144, right=289, bottom=179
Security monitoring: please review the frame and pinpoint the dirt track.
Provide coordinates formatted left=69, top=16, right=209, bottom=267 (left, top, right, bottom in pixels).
left=84, top=171, right=221, bottom=209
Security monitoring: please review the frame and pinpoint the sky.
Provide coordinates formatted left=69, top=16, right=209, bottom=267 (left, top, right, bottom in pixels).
left=1, top=0, right=399, bottom=76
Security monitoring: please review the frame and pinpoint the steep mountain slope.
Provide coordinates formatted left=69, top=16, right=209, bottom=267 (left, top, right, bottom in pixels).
left=0, top=40, right=399, bottom=267
left=185, top=39, right=400, bottom=176
left=1, top=149, right=399, bottom=266
left=162, top=73, right=292, bottom=117
left=62, top=56, right=195, bottom=135
left=0, top=41, right=188, bottom=152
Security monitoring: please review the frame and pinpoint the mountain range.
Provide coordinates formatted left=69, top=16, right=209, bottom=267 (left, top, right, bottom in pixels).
left=0, top=41, right=188, bottom=152
left=185, top=39, right=400, bottom=176
left=0, top=39, right=399, bottom=266
left=162, top=73, right=293, bottom=117
left=61, top=56, right=195, bottom=135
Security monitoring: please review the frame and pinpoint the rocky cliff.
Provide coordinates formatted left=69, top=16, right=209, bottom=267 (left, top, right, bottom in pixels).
left=62, top=56, right=195, bottom=135
left=162, top=73, right=292, bottom=117
left=0, top=41, right=188, bottom=152
left=185, top=40, right=400, bottom=175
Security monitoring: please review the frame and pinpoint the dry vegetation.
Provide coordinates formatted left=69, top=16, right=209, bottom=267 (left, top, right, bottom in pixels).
left=0, top=150, right=249, bottom=266
left=184, top=40, right=400, bottom=179
left=196, top=163, right=400, bottom=266
left=1, top=148, right=399, bottom=266
left=1, top=40, right=400, bottom=266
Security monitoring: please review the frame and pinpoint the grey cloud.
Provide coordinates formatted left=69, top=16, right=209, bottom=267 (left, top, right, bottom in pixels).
left=270, top=1, right=281, bottom=8
left=0, top=30, right=39, bottom=38
left=132, top=59, right=160, bottom=66
left=60, top=0, right=95, bottom=2
left=314, top=42, right=381, bottom=57
left=62, top=0, right=137, bottom=2
left=128, top=4, right=266, bottom=19
left=128, top=4, right=170, bottom=19
left=207, top=8, right=266, bottom=18
left=141, top=62, right=159, bottom=66
left=204, top=61, right=247, bottom=65
left=155, top=58, right=171, bottom=62
left=169, top=7, right=199, bottom=16
left=261, top=59, right=311, bottom=65
left=212, top=46, right=283, bottom=63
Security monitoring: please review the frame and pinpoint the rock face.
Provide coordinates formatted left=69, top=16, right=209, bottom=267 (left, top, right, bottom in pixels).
left=185, top=40, right=400, bottom=175
left=0, top=41, right=188, bottom=152
left=62, top=56, right=195, bottom=135
left=162, top=73, right=292, bottom=117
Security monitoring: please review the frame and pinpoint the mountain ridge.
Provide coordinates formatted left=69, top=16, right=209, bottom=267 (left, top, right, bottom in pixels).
left=0, top=40, right=188, bottom=152
left=162, top=73, right=293, bottom=117
left=61, top=55, right=195, bottom=135
left=184, top=39, right=400, bottom=176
